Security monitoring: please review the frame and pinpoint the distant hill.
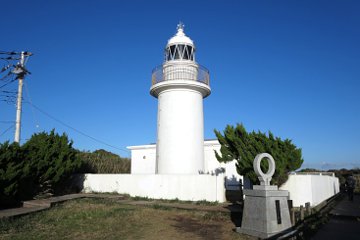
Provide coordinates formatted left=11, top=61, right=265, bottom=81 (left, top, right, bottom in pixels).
left=78, top=149, right=130, bottom=173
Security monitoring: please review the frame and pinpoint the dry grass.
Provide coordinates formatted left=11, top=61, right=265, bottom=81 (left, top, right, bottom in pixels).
left=0, top=198, right=254, bottom=240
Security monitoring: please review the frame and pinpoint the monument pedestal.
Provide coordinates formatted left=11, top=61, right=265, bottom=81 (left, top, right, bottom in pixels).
left=236, top=185, right=292, bottom=239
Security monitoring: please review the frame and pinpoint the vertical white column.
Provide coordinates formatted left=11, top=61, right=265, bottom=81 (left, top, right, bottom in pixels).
left=156, top=88, right=204, bottom=174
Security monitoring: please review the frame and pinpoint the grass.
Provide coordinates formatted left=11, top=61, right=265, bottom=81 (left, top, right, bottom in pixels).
left=129, top=195, right=219, bottom=205
left=0, top=198, right=254, bottom=240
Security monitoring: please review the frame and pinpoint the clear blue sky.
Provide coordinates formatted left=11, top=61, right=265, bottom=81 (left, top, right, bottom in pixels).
left=1, top=0, right=359, bottom=170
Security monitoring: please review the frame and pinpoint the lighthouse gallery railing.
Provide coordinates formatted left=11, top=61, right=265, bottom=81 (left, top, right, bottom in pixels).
left=151, top=64, right=210, bottom=86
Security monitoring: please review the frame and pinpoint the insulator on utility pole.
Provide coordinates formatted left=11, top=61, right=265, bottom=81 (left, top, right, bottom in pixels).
left=14, top=51, right=26, bottom=144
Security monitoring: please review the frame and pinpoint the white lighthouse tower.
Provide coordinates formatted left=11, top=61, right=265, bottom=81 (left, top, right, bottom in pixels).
left=150, top=23, right=211, bottom=174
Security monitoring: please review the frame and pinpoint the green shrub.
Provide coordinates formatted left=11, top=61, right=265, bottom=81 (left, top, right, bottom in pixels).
left=0, top=130, right=83, bottom=205
left=0, top=142, right=26, bottom=206
left=215, top=123, right=303, bottom=186
left=22, top=130, right=82, bottom=196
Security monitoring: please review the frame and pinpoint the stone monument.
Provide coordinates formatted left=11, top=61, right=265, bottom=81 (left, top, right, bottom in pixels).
left=236, top=153, right=292, bottom=239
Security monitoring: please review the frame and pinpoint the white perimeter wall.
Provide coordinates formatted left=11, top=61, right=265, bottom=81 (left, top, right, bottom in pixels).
left=280, top=173, right=340, bottom=207
left=126, top=142, right=340, bottom=205
left=78, top=173, right=339, bottom=205
left=81, top=174, right=226, bottom=202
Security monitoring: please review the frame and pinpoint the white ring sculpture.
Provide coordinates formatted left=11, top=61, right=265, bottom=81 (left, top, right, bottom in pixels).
left=253, top=153, right=275, bottom=186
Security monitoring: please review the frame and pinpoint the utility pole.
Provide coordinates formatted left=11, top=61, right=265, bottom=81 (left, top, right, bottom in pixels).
left=14, top=51, right=26, bottom=143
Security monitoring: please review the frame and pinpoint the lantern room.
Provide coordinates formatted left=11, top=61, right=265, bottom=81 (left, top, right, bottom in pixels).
left=165, top=23, right=195, bottom=62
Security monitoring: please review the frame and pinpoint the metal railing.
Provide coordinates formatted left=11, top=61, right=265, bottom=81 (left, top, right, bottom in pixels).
left=151, top=64, right=210, bottom=86
left=290, top=172, right=335, bottom=177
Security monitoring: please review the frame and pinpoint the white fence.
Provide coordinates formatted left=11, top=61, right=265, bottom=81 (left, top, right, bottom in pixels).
left=79, top=174, right=226, bottom=202
left=280, top=172, right=340, bottom=207
left=76, top=172, right=339, bottom=206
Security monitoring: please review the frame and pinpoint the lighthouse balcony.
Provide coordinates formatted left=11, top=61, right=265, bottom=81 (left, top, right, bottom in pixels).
left=151, top=64, right=210, bottom=86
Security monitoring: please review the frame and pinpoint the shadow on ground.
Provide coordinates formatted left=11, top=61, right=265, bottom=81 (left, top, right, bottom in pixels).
left=171, top=216, right=223, bottom=240
left=225, top=190, right=244, bottom=228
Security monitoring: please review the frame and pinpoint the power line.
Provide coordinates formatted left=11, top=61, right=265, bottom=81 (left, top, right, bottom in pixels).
left=26, top=102, right=129, bottom=154
left=0, top=51, right=19, bottom=55
left=24, top=81, right=39, bottom=129
left=0, top=71, right=14, bottom=81
left=1, top=50, right=129, bottom=154
left=0, top=121, right=14, bottom=124
left=0, top=124, right=14, bottom=137
left=0, top=57, right=19, bottom=61
left=1, top=50, right=33, bottom=144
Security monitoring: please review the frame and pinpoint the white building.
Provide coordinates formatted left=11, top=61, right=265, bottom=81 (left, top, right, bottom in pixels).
left=124, top=23, right=241, bottom=198
left=91, top=23, right=232, bottom=202
left=150, top=23, right=210, bottom=174
left=80, top=24, right=339, bottom=205
left=128, top=139, right=242, bottom=190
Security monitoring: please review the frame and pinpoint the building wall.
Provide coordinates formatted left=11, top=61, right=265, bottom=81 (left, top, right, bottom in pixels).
left=128, top=140, right=243, bottom=190
left=280, top=173, right=340, bottom=207
left=76, top=172, right=339, bottom=205
left=203, top=140, right=243, bottom=190
left=128, top=144, right=156, bottom=174
left=126, top=142, right=339, bottom=205
left=81, top=173, right=226, bottom=202
left=204, top=140, right=222, bottom=174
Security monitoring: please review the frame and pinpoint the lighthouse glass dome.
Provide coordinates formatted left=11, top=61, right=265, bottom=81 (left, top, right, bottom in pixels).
left=151, top=23, right=210, bottom=89
left=165, top=23, right=195, bottom=61
left=165, top=44, right=194, bottom=61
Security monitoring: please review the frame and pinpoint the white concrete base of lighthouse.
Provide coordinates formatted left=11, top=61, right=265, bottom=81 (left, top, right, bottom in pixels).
left=155, top=87, right=205, bottom=174
left=78, top=173, right=226, bottom=202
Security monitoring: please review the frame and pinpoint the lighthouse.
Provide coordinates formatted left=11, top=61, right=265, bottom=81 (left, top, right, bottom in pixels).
left=150, top=23, right=211, bottom=174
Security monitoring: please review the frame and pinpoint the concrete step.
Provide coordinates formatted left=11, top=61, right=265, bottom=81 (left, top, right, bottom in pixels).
left=0, top=205, right=49, bottom=219
left=23, top=200, right=51, bottom=208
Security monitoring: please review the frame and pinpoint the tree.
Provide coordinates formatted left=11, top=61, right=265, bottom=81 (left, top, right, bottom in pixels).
left=0, top=142, right=25, bottom=206
left=22, top=129, right=82, bottom=196
left=214, top=123, right=303, bottom=186
left=1, top=129, right=91, bottom=206
left=299, top=168, right=322, bottom=173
